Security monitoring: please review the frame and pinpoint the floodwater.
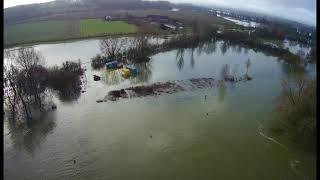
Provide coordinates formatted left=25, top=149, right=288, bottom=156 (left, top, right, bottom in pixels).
left=3, top=37, right=316, bottom=180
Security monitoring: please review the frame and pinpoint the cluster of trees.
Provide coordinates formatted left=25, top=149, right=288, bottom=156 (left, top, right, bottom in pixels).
left=91, top=38, right=128, bottom=69
left=126, top=35, right=153, bottom=62
left=91, top=36, right=156, bottom=68
left=91, top=19, right=309, bottom=70
left=4, top=48, right=84, bottom=124
left=47, top=60, right=84, bottom=102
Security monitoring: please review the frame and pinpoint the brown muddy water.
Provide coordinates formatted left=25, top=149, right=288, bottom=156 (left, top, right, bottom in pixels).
left=3, top=37, right=316, bottom=180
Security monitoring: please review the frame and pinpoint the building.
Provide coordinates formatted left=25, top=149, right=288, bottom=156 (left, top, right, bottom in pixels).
left=105, top=16, right=112, bottom=21
left=160, top=24, right=177, bottom=31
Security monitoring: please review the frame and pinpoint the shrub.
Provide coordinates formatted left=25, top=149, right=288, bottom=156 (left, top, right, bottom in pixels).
left=47, top=61, right=83, bottom=92
left=91, top=55, right=108, bottom=69
left=274, top=78, right=316, bottom=139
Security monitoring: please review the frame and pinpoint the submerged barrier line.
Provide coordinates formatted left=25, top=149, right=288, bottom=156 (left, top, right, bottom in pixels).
left=257, top=121, right=289, bottom=151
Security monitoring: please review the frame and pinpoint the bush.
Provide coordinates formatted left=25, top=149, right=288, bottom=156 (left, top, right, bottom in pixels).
left=274, top=78, right=316, bottom=140
left=47, top=61, right=83, bottom=92
left=61, top=61, right=84, bottom=75
left=91, top=55, right=108, bottom=69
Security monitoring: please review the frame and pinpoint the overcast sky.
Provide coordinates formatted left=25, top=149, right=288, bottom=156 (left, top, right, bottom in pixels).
left=4, top=0, right=316, bottom=26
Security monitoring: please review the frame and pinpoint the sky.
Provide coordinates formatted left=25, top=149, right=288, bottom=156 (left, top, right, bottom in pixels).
left=3, top=0, right=316, bottom=26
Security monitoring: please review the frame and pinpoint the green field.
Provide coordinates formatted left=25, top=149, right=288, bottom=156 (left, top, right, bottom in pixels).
left=4, top=19, right=138, bottom=47
left=80, top=19, right=137, bottom=36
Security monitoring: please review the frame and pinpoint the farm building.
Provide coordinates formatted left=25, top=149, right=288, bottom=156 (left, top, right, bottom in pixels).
left=105, top=16, right=112, bottom=21
left=160, top=24, right=177, bottom=31
left=145, top=14, right=183, bottom=30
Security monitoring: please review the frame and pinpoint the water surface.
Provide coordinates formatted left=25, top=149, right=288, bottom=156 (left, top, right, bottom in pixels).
left=3, top=38, right=316, bottom=180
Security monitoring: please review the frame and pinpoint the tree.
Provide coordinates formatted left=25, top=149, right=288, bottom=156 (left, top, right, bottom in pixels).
left=4, top=48, right=49, bottom=123
left=274, top=78, right=316, bottom=139
left=99, top=37, right=128, bottom=60
left=126, top=35, right=152, bottom=62
left=4, top=65, right=18, bottom=119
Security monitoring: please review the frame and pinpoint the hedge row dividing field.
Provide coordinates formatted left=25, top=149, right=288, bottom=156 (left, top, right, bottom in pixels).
left=4, top=19, right=138, bottom=47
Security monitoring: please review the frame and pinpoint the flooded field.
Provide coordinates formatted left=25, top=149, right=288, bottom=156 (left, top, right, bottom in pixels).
left=3, top=37, right=316, bottom=180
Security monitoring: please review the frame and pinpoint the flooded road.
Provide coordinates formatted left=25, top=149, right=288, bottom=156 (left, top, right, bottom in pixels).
left=3, top=37, right=316, bottom=180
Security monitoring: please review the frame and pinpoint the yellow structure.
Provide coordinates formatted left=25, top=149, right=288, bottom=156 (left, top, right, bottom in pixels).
left=121, top=68, right=131, bottom=78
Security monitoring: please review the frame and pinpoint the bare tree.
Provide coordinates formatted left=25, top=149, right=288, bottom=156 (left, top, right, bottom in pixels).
left=296, top=49, right=305, bottom=59
left=4, top=65, right=17, bottom=118
left=276, top=78, right=316, bottom=136
left=15, top=48, right=45, bottom=71
left=4, top=48, right=48, bottom=123
left=126, top=35, right=153, bottom=62
left=4, top=63, right=32, bottom=122
left=100, top=37, right=128, bottom=60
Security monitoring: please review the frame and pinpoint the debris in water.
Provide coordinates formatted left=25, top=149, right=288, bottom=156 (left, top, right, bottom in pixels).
left=259, top=132, right=289, bottom=151
left=98, top=77, right=252, bottom=102
left=93, top=75, right=101, bottom=81
left=52, top=105, right=57, bottom=109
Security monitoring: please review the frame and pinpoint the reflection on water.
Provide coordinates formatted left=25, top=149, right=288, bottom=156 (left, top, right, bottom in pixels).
left=176, top=48, right=185, bottom=71
left=130, top=63, right=153, bottom=84
left=220, top=41, right=229, bottom=55
left=102, top=70, right=123, bottom=85
left=55, top=85, right=82, bottom=103
left=217, top=84, right=226, bottom=102
left=5, top=111, right=56, bottom=156
left=281, top=62, right=309, bottom=81
left=190, top=47, right=195, bottom=69
left=201, top=40, right=218, bottom=55
left=94, top=39, right=314, bottom=87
